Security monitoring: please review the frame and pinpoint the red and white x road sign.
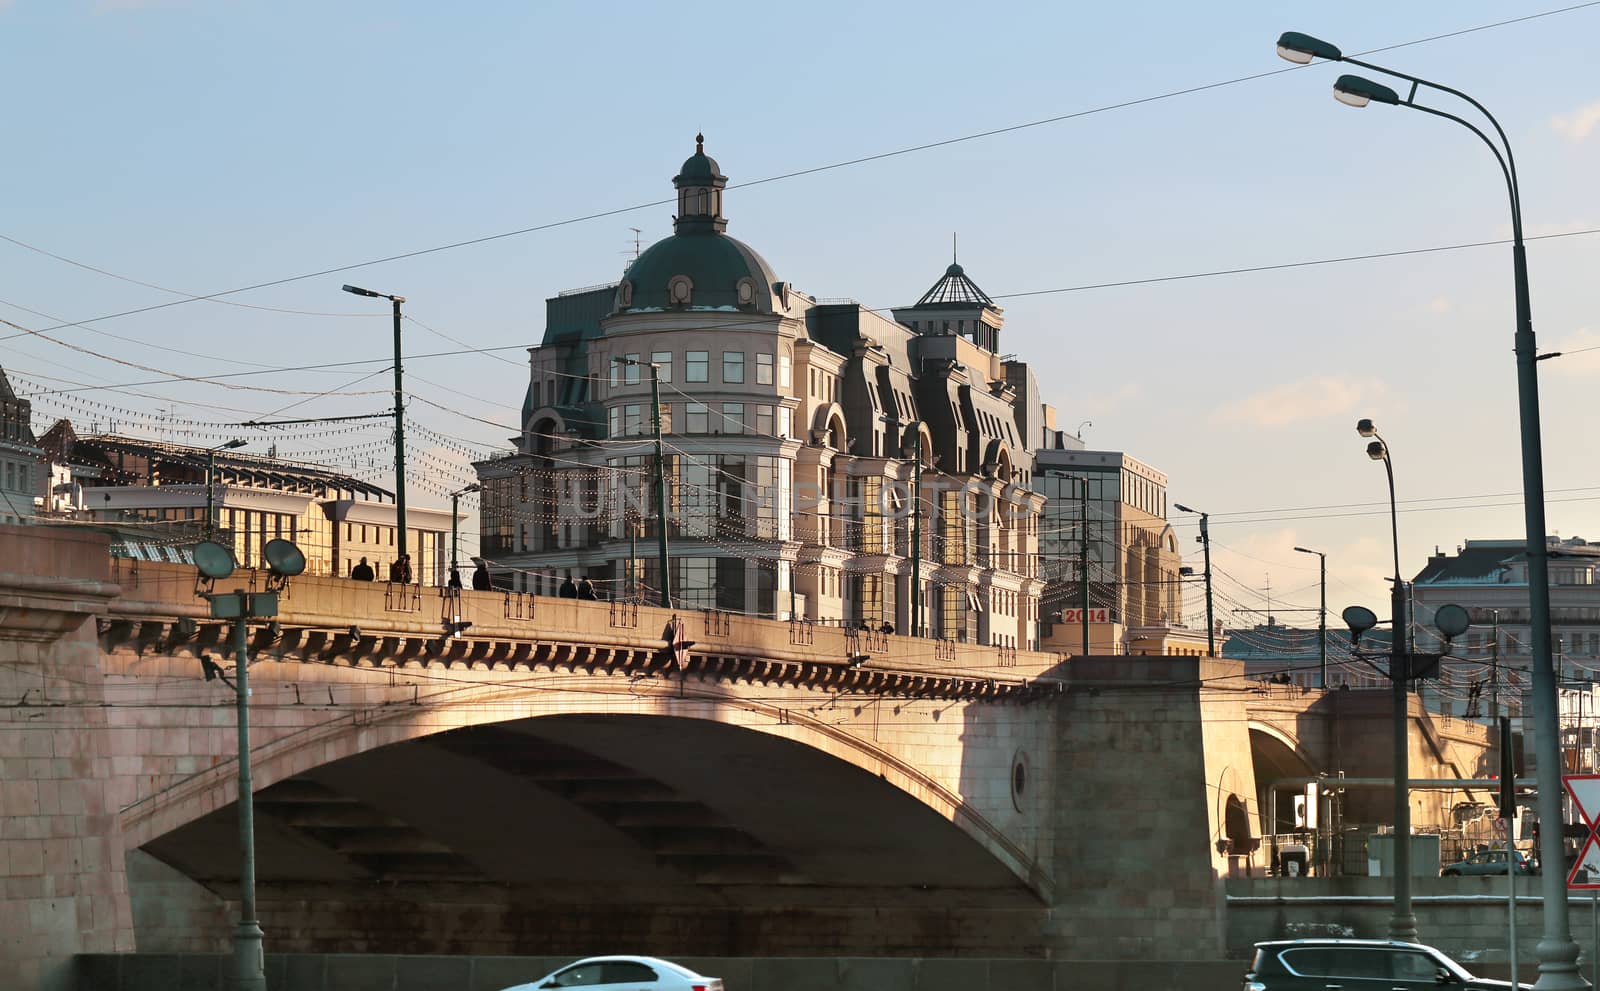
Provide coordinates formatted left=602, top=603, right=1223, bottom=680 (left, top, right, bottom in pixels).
left=1562, top=774, right=1600, bottom=889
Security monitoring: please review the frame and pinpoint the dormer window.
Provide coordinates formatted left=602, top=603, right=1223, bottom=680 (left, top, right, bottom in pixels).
left=668, top=276, right=694, bottom=307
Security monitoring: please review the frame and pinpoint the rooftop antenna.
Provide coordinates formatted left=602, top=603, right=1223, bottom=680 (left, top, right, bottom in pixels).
left=628, top=228, right=642, bottom=261
left=952, top=232, right=958, bottom=264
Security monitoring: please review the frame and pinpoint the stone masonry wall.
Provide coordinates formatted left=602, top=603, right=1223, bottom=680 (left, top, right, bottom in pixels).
left=0, top=525, right=132, bottom=991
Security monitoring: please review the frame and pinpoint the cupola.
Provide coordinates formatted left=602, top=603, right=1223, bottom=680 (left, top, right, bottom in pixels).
left=674, top=133, right=728, bottom=234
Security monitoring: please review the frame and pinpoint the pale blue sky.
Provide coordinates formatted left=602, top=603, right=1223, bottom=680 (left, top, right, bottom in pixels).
left=3, top=1, right=1598, bottom=627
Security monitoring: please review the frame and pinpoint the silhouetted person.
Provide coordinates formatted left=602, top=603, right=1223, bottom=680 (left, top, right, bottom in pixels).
left=387, top=559, right=401, bottom=583
left=351, top=557, right=374, bottom=582
left=472, top=561, right=491, bottom=591
left=880, top=622, right=895, bottom=635
left=398, top=553, right=413, bottom=585
left=577, top=578, right=596, bottom=601
left=559, top=576, right=578, bottom=598
left=447, top=567, right=462, bottom=591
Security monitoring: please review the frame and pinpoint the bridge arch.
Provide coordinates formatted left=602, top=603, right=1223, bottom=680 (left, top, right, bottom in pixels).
left=123, top=682, right=1046, bottom=901
left=1249, top=721, right=1318, bottom=836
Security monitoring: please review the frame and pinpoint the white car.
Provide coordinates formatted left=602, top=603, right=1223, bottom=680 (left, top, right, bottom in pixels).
left=500, top=955, right=725, bottom=991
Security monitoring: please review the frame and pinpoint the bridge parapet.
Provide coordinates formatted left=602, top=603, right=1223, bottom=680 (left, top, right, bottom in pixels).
left=102, top=560, right=1069, bottom=696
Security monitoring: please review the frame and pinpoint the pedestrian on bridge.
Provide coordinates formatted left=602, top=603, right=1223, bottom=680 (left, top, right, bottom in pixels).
left=472, top=560, right=492, bottom=591
left=577, top=578, right=596, bottom=601
left=559, top=576, right=578, bottom=598
left=351, top=557, right=374, bottom=581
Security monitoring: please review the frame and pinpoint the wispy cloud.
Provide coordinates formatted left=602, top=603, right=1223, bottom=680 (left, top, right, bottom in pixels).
left=1210, top=376, right=1385, bottom=429
left=1551, top=101, right=1600, bottom=142
left=1426, top=296, right=1452, bottom=315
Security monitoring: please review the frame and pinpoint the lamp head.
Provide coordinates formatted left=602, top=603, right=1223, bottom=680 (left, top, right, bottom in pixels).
left=1174, top=503, right=1196, bottom=514
left=1293, top=546, right=1319, bottom=556
left=1341, top=605, right=1379, bottom=645
left=1276, top=31, right=1342, bottom=64
left=222, top=439, right=247, bottom=451
left=1356, top=418, right=1377, bottom=437
left=1434, top=603, right=1471, bottom=640
left=1366, top=440, right=1388, bottom=462
left=263, top=539, right=306, bottom=581
left=1334, top=74, right=1401, bottom=109
left=342, top=284, right=382, bottom=298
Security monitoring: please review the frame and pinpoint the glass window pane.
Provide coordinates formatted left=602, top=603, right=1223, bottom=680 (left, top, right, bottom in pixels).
left=723, top=351, right=745, bottom=384
left=651, top=351, right=672, bottom=383
left=686, top=351, right=709, bottom=383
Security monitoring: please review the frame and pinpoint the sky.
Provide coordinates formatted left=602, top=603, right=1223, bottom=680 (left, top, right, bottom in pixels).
left=1, top=1, right=1597, bottom=633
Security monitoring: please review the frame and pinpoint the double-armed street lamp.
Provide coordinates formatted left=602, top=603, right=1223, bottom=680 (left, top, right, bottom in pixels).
left=205, top=439, right=247, bottom=539
left=1355, top=418, right=1417, bottom=941
left=342, top=284, right=410, bottom=565
left=1278, top=31, right=1577, bottom=983
left=1293, top=545, right=1327, bottom=689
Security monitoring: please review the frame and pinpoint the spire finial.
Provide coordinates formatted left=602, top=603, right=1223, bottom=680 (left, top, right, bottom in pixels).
left=695, top=132, right=704, bottom=153
left=952, top=232, right=957, bottom=264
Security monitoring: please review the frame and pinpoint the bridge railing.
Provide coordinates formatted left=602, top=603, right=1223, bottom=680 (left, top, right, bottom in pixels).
left=105, top=559, right=1073, bottom=680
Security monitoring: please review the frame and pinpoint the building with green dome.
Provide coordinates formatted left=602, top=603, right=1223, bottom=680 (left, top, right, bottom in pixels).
left=474, top=137, right=1058, bottom=647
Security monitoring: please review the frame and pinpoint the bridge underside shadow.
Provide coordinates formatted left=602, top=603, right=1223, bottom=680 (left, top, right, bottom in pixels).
left=1250, top=725, right=1316, bottom=839
left=139, top=714, right=1046, bottom=958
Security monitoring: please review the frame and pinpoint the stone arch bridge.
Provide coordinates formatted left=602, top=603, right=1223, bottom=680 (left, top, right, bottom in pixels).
left=0, top=524, right=1487, bottom=988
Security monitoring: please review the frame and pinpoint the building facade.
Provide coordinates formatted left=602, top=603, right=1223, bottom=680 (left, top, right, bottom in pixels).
left=475, top=137, right=1046, bottom=647
left=1033, top=445, right=1193, bottom=654
left=1411, top=535, right=1600, bottom=769
left=0, top=367, right=42, bottom=526
left=36, top=423, right=457, bottom=584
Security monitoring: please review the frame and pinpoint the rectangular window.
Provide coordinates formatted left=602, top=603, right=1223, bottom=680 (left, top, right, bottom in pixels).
left=686, top=402, right=708, bottom=434
left=755, top=405, right=773, bottom=438
left=779, top=353, right=792, bottom=388
left=652, top=351, right=673, bottom=383
left=721, top=402, right=744, bottom=434
left=609, top=406, right=622, bottom=437
left=609, top=358, right=621, bottom=387
left=624, top=354, right=641, bottom=385
left=624, top=403, right=643, bottom=436
left=686, top=351, right=709, bottom=383
left=723, top=351, right=745, bottom=384
left=778, top=406, right=792, bottom=437
left=756, top=352, right=774, bottom=385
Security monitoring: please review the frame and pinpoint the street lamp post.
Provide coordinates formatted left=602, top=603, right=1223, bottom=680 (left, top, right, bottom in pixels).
left=1294, top=546, right=1328, bottom=689
left=1277, top=31, right=1578, bottom=985
left=1175, top=503, right=1215, bottom=655
left=342, top=284, right=409, bottom=566
left=1358, top=418, right=1417, bottom=942
left=205, top=439, right=247, bottom=539
left=449, top=483, right=480, bottom=575
left=192, top=538, right=305, bottom=991
left=614, top=356, right=672, bottom=609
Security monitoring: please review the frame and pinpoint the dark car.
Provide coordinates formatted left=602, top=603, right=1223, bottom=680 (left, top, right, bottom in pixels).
left=1442, top=849, right=1535, bottom=876
left=1243, top=938, right=1523, bottom=990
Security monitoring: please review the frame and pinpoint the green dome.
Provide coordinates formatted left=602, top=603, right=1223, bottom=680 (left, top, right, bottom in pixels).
left=616, top=230, right=779, bottom=313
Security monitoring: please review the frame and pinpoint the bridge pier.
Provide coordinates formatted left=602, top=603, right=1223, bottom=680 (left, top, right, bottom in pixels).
left=0, top=526, right=134, bottom=991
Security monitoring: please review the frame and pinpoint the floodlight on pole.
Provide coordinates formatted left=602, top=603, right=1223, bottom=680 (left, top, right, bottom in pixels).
left=192, top=537, right=304, bottom=991
left=342, top=284, right=409, bottom=569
